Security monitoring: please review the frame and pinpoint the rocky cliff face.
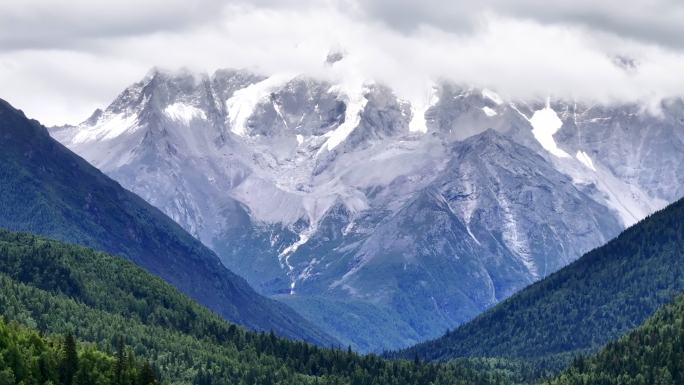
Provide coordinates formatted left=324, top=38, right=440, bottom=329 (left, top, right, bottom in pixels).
left=0, top=97, right=338, bottom=347
left=50, top=68, right=678, bottom=351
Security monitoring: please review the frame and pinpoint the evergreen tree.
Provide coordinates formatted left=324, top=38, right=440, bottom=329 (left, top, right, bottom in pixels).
left=114, top=337, right=127, bottom=385
left=60, top=332, right=78, bottom=385
left=137, top=361, right=158, bottom=385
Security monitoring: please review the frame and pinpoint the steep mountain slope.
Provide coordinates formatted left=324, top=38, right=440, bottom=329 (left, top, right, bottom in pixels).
left=273, top=129, right=622, bottom=352
left=554, top=99, right=684, bottom=204
left=0, top=98, right=336, bottom=346
left=544, top=292, right=684, bottom=385
left=393, top=195, right=684, bottom=365
left=0, top=228, right=512, bottom=385
left=50, top=68, right=680, bottom=351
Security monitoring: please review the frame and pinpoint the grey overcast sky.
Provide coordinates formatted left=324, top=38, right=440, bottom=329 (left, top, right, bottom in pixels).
left=1, top=0, right=684, bottom=125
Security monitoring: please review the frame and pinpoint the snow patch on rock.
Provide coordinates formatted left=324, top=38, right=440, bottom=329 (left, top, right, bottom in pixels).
left=72, top=112, right=139, bottom=144
left=529, top=99, right=570, bottom=158
left=482, top=106, right=498, bottom=117
left=164, top=103, right=207, bottom=124
left=320, top=83, right=368, bottom=151
left=482, top=88, right=503, bottom=105
left=575, top=150, right=596, bottom=171
left=409, top=86, right=440, bottom=133
left=227, top=74, right=293, bottom=137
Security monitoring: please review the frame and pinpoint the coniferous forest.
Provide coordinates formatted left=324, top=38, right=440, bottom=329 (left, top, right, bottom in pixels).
left=544, top=292, right=684, bottom=385
left=0, top=229, right=523, bottom=385
left=393, top=196, right=684, bottom=373
left=0, top=318, right=160, bottom=385
left=3, top=199, right=684, bottom=385
left=2, top=192, right=684, bottom=385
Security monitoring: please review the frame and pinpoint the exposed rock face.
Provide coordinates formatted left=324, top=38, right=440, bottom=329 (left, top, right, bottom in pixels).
left=51, top=69, right=679, bottom=351
left=0, top=97, right=338, bottom=347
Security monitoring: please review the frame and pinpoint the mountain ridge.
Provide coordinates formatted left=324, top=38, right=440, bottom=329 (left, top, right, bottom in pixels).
left=0, top=97, right=337, bottom=346
left=391, top=194, right=684, bottom=366
left=49, top=68, right=683, bottom=351
left=0, top=227, right=514, bottom=385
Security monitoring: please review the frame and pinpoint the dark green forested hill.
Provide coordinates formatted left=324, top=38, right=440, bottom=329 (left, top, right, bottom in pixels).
left=3, top=225, right=682, bottom=384
left=0, top=229, right=523, bottom=385
left=392, top=196, right=684, bottom=367
left=0, top=317, right=161, bottom=385
left=544, top=292, right=684, bottom=385
left=0, top=98, right=334, bottom=346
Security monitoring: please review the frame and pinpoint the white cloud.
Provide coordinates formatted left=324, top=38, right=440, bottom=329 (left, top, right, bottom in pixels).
left=0, top=1, right=683, bottom=125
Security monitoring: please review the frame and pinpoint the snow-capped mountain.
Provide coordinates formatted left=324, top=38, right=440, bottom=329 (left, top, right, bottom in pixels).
left=50, top=68, right=679, bottom=351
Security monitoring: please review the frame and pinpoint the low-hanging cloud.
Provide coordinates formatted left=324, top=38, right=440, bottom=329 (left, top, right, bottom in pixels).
left=0, top=0, right=683, bottom=125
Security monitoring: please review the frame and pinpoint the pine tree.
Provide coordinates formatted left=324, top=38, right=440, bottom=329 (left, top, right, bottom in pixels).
left=137, top=361, right=158, bottom=385
left=59, top=333, right=78, bottom=385
left=114, top=337, right=127, bottom=385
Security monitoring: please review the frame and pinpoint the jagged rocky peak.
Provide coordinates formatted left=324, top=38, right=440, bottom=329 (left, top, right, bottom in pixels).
left=66, top=69, right=515, bottom=151
left=422, top=83, right=512, bottom=139
left=442, top=128, right=623, bottom=273
left=100, top=68, right=264, bottom=121
left=550, top=97, right=684, bottom=204
left=325, top=48, right=345, bottom=66
left=47, top=67, right=684, bottom=351
left=338, top=84, right=412, bottom=151
left=83, top=108, right=104, bottom=126
left=212, top=69, right=266, bottom=101
left=238, top=76, right=346, bottom=138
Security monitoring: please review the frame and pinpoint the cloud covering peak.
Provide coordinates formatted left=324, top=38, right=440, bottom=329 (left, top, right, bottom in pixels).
left=1, top=0, right=683, bottom=125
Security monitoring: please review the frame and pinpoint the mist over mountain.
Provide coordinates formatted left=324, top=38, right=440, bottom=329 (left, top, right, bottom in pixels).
left=3, top=2, right=684, bottom=384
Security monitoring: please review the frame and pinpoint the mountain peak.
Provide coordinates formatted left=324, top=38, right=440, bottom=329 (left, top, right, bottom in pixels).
left=46, top=68, right=682, bottom=351
left=325, top=49, right=345, bottom=66
left=0, top=97, right=338, bottom=346
left=0, top=98, right=49, bottom=138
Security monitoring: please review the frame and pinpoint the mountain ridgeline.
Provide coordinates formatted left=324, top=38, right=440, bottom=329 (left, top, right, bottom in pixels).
left=3, top=223, right=684, bottom=384
left=0, top=98, right=335, bottom=346
left=544, top=292, right=684, bottom=385
left=50, top=68, right=684, bottom=351
left=393, top=195, right=684, bottom=367
left=1, top=79, right=683, bottom=384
